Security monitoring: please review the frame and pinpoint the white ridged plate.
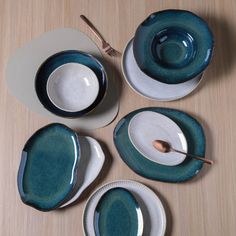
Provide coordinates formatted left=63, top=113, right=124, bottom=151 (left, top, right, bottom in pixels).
left=83, top=180, right=166, bottom=236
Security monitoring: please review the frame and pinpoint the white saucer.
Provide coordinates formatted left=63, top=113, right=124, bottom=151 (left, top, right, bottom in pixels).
left=121, top=39, right=203, bottom=101
left=83, top=180, right=166, bottom=236
left=128, top=111, right=187, bottom=166
left=47, top=63, right=99, bottom=112
left=60, top=136, right=105, bottom=208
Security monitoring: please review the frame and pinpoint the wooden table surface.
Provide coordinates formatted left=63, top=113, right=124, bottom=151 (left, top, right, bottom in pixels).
left=1, top=0, right=236, bottom=235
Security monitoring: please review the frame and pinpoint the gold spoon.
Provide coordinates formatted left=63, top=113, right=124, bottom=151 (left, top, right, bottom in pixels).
left=152, top=140, right=213, bottom=165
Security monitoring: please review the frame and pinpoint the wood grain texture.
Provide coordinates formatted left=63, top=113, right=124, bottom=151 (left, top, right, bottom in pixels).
left=0, top=0, right=236, bottom=235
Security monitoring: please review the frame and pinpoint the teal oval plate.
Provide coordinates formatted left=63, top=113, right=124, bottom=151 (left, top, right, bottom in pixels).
left=113, top=108, right=205, bottom=182
left=94, top=188, right=143, bottom=236
left=17, top=123, right=80, bottom=211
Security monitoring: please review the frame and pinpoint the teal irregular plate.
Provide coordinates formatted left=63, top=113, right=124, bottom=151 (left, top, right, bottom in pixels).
left=94, top=187, right=143, bottom=236
left=113, top=108, right=205, bottom=182
left=17, top=123, right=80, bottom=211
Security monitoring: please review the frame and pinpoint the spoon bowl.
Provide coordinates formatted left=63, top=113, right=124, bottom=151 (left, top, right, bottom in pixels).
left=153, top=140, right=213, bottom=165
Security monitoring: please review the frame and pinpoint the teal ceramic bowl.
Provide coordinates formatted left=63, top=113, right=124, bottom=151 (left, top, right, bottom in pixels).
left=114, top=107, right=205, bottom=182
left=133, top=10, right=214, bottom=84
left=35, top=50, right=107, bottom=118
left=17, top=123, right=81, bottom=211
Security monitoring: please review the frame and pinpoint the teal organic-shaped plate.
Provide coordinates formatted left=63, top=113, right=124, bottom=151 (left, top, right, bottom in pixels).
left=94, top=188, right=143, bottom=236
left=114, top=108, right=205, bottom=182
left=17, top=123, right=80, bottom=211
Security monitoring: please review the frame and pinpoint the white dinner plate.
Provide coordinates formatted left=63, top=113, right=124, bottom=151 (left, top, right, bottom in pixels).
left=128, top=111, right=187, bottom=166
left=83, top=180, right=166, bottom=236
left=60, top=136, right=105, bottom=208
left=121, top=39, right=203, bottom=101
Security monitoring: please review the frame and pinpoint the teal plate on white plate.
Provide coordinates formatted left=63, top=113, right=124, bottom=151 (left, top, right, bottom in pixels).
left=83, top=180, right=166, bottom=236
left=113, top=107, right=205, bottom=182
left=94, top=187, right=143, bottom=236
left=133, top=10, right=213, bottom=84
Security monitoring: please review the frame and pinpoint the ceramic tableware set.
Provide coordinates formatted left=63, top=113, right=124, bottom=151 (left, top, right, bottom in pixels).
left=122, top=9, right=213, bottom=101
left=11, top=9, right=214, bottom=236
left=35, top=50, right=108, bottom=118
left=18, top=123, right=105, bottom=211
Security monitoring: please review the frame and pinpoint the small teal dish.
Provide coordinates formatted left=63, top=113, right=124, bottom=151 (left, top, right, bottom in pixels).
left=94, top=188, right=143, bottom=236
left=114, top=107, right=205, bottom=182
left=35, top=50, right=107, bottom=118
left=133, top=10, right=214, bottom=84
left=17, top=123, right=80, bottom=211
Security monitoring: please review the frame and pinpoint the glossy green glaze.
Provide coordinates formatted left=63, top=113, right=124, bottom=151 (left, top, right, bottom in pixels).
left=133, top=10, right=214, bottom=84
left=114, top=108, right=205, bottom=182
left=17, top=123, right=80, bottom=211
left=94, top=188, right=143, bottom=236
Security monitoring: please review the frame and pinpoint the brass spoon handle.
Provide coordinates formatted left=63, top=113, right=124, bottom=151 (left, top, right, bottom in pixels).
left=171, top=148, right=213, bottom=165
left=80, top=15, right=106, bottom=43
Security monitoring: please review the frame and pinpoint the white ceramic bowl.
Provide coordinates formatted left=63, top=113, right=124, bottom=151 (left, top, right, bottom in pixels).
left=46, top=63, right=99, bottom=112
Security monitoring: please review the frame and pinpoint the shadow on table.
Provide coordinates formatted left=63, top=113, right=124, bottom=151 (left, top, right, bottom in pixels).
left=187, top=112, right=215, bottom=184
left=58, top=139, right=113, bottom=211
left=83, top=55, right=123, bottom=121
left=204, top=14, right=236, bottom=81
left=144, top=183, right=173, bottom=236
left=176, top=13, right=236, bottom=100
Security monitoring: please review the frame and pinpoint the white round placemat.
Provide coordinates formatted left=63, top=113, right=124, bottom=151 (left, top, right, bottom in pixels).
left=6, top=28, right=119, bottom=129
left=83, top=180, right=166, bottom=236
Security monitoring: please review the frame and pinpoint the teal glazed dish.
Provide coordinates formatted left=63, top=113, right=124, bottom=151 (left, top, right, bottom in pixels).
left=35, top=50, right=107, bottom=118
left=133, top=10, right=214, bottom=84
left=17, top=123, right=80, bottom=211
left=94, top=188, right=143, bottom=236
left=114, top=107, right=205, bottom=182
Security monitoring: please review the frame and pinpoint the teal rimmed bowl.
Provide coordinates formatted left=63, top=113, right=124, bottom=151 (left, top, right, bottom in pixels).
left=133, top=10, right=214, bottom=84
left=35, top=50, right=107, bottom=118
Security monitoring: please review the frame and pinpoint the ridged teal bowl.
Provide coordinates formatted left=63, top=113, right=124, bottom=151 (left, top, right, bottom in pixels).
left=133, top=10, right=214, bottom=84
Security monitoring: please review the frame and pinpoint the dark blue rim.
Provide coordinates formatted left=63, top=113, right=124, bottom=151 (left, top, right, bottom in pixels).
left=35, top=50, right=107, bottom=118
